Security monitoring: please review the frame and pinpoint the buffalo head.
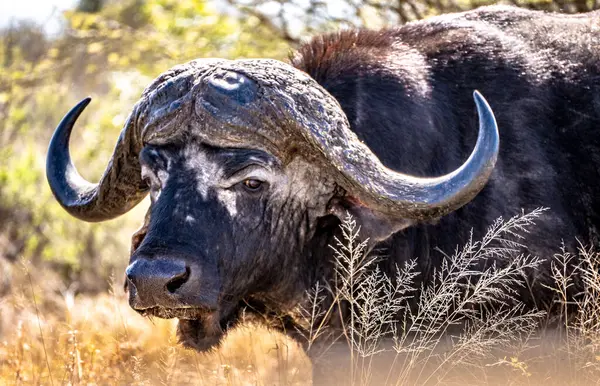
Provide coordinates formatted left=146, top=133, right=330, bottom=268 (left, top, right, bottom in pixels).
left=46, top=58, right=498, bottom=350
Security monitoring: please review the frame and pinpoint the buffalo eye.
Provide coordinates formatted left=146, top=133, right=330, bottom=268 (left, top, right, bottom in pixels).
left=242, top=178, right=263, bottom=191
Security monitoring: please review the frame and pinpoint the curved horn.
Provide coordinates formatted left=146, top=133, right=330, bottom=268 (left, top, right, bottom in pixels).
left=324, top=91, right=499, bottom=220
left=46, top=98, right=148, bottom=222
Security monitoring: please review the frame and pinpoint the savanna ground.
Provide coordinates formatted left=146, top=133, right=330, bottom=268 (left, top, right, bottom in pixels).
left=1, top=0, right=600, bottom=385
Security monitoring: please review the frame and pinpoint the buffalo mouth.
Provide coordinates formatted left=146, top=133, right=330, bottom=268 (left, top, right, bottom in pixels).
left=137, top=306, right=209, bottom=320
left=137, top=306, right=239, bottom=352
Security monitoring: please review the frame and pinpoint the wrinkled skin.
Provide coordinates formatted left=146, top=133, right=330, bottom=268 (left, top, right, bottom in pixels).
left=129, top=141, right=339, bottom=349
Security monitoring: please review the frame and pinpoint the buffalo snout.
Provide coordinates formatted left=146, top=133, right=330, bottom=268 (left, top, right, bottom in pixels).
left=126, top=257, right=197, bottom=311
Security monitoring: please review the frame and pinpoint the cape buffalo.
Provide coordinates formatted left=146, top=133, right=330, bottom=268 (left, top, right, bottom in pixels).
left=47, top=3, right=599, bottom=372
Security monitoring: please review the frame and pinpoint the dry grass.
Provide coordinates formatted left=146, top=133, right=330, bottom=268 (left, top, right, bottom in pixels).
left=298, top=210, right=600, bottom=385
left=2, top=209, right=600, bottom=385
left=0, top=263, right=311, bottom=385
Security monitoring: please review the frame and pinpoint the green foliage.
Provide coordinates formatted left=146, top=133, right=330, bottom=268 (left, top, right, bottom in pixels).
left=0, top=0, right=290, bottom=290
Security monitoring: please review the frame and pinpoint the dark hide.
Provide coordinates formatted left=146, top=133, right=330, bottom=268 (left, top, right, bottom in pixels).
left=291, top=5, right=600, bottom=309
left=124, top=5, right=599, bottom=358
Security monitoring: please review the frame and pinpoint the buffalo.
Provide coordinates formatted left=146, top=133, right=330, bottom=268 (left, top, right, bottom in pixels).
left=47, top=4, right=599, bottom=378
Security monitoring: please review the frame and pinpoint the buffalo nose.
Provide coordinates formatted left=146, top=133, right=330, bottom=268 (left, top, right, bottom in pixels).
left=126, top=258, right=191, bottom=308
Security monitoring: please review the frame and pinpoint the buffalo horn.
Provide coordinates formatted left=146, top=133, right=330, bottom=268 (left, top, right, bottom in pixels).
left=322, top=91, right=499, bottom=220
left=46, top=98, right=148, bottom=222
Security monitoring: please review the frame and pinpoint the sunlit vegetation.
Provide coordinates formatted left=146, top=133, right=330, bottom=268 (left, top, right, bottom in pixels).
left=3, top=213, right=600, bottom=385
left=0, top=264, right=311, bottom=384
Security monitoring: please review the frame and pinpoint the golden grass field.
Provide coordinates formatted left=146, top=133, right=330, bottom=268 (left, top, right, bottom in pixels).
left=2, top=266, right=600, bottom=386
left=2, top=212, right=600, bottom=386
left=0, top=262, right=312, bottom=385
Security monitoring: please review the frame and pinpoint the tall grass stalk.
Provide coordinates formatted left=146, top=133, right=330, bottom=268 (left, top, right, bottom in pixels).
left=321, top=209, right=549, bottom=385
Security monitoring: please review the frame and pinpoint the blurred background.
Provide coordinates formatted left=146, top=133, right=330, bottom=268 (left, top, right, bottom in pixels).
left=0, top=0, right=597, bottom=383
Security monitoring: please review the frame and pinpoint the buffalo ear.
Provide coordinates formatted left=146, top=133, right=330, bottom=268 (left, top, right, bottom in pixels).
left=327, top=196, right=414, bottom=243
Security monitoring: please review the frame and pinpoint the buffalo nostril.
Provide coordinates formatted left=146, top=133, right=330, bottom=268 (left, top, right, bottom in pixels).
left=166, top=266, right=191, bottom=294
